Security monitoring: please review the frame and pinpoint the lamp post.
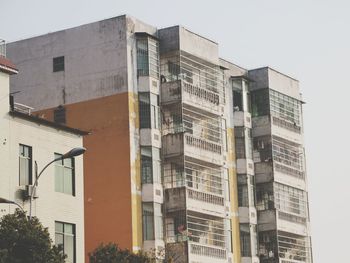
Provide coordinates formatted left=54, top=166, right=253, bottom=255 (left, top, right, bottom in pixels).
left=29, top=147, right=86, bottom=220
left=0, top=197, right=25, bottom=213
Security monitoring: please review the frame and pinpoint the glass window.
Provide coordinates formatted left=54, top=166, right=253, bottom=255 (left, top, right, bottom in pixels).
left=274, top=182, right=307, bottom=218
left=142, top=203, right=155, bottom=240
left=19, top=144, right=32, bottom=186
left=141, top=147, right=152, bottom=184
left=55, top=153, right=75, bottom=195
left=235, top=127, right=253, bottom=159
left=136, top=38, right=159, bottom=79
left=238, top=184, right=249, bottom=207
left=137, top=39, right=149, bottom=77
left=240, top=224, right=251, bottom=257
left=238, top=175, right=255, bottom=207
left=139, top=93, right=151, bottom=129
left=269, top=89, right=301, bottom=127
left=277, top=231, right=311, bottom=262
left=141, top=147, right=161, bottom=184
left=272, top=136, right=303, bottom=171
left=53, top=56, right=65, bottom=72
left=150, top=94, right=160, bottom=129
left=55, top=222, right=75, bottom=263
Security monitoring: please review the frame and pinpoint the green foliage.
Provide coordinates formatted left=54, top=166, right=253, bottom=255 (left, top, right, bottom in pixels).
left=0, top=209, right=65, bottom=263
left=89, top=243, right=155, bottom=263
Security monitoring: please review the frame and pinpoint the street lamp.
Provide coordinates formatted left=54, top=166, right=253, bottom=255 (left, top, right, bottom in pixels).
left=29, top=147, right=86, bottom=219
left=0, top=197, right=25, bottom=213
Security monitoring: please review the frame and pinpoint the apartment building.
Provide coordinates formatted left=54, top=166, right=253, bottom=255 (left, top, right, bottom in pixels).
left=6, top=15, right=312, bottom=263
left=0, top=46, right=87, bottom=263
left=248, top=68, right=313, bottom=263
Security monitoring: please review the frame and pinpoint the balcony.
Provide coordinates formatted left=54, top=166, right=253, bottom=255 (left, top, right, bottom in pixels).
left=161, top=80, right=222, bottom=115
left=165, top=211, right=227, bottom=262
left=165, top=187, right=225, bottom=216
left=162, top=133, right=223, bottom=165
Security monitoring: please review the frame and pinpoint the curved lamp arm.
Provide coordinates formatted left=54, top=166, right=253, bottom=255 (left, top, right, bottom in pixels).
left=0, top=197, right=25, bottom=214
left=29, top=147, right=86, bottom=220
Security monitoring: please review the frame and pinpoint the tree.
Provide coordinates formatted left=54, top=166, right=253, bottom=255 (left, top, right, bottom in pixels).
left=0, top=209, right=65, bottom=263
left=89, top=243, right=156, bottom=263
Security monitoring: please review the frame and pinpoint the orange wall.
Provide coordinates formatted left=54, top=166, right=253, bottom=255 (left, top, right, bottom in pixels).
left=37, top=93, right=133, bottom=261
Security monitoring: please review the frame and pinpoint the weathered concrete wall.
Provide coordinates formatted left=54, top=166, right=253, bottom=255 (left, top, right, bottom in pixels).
left=158, top=26, right=180, bottom=55
left=267, top=68, right=301, bottom=100
left=159, top=26, right=219, bottom=65
left=220, top=58, right=247, bottom=77
left=248, top=67, right=269, bottom=91
left=248, top=67, right=301, bottom=100
left=8, top=15, right=129, bottom=110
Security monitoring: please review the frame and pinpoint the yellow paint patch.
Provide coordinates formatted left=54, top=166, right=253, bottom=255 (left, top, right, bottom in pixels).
left=227, top=127, right=241, bottom=263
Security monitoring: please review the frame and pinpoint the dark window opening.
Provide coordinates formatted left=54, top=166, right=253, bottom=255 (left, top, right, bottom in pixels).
left=53, top=56, right=65, bottom=72
left=54, top=106, right=66, bottom=124
left=233, top=90, right=243, bottom=111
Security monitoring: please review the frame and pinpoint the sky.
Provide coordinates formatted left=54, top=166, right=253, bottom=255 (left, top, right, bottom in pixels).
left=2, top=0, right=349, bottom=262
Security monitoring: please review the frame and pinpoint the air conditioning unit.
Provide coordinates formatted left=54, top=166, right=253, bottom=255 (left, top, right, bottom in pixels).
left=25, top=185, right=38, bottom=199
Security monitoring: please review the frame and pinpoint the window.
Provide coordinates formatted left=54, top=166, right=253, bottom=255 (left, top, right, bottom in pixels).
left=139, top=93, right=151, bottom=128
left=141, top=147, right=161, bottom=184
left=240, top=224, right=251, bottom=257
left=55, top=222, right=75, bottom=263
left=139, top=93, right=160, bottom=130
left=137, top=39, right=149, bottom=76
left=269, top=89, right=301, bottom=128
left=150, top=93, right=160, bottom=129
left=142, top=203, right=154, bottom=240
left=238, top=175, right=255, bottom=207
left=142, top=203, right=163, bottom=241
left=19, top=144, right=32, bottom=185
left=55, top=153, right=75, bottom=195
left=53, top=56, right=65, bottom=72
left=141, top=147, right=152, bottom=184
left=136, top=38, right=159, bottom=79
left=274, top=182, right=307, bottom=218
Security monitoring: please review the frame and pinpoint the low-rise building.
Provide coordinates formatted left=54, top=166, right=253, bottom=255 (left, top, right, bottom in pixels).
left=0, top=46, right=87, bottom=263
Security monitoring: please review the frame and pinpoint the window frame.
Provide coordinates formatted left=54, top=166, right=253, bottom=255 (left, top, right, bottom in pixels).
left=55, top=221, right=76, bottom=263
left=19, top=144, right=32, bottom=186
left=54, top=153, right=75, bottom=196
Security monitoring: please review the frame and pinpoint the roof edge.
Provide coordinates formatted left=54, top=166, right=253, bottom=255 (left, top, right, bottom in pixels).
left=9, top=110, right=90, bottom=136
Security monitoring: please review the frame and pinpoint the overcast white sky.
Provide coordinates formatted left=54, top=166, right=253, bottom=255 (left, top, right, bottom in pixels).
left=2, top=0, right=349, bottom=262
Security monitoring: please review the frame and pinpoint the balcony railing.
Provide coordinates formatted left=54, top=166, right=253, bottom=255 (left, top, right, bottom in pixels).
left=161, top=80, right=222, bottom=115
left=189, top=243, right=227, bottom=260
left=187, top=188, right=224, bottom=206
left=185, top=134, right=222, bottom=154
left=182, top=81, right=220, bottom=105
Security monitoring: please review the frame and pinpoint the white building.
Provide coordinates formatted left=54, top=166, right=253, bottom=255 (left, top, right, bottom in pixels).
left=0, top=48, right=87, bottom=263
